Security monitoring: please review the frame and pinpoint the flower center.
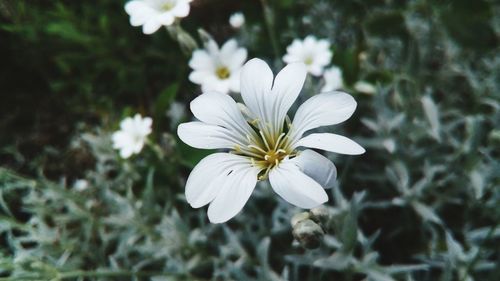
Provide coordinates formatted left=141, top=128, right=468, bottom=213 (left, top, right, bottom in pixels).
left=304, top=56, right=314, bottom=65
left=264, top=149, right=287, bottom=167
left=161, top=1, right=175, bottom=11
left=216, top=66, right=231, bottom=80
left=232, top=122, right=296, bottom=180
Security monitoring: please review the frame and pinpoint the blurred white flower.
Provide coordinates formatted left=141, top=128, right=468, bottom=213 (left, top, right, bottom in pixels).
left=354, top=80, right=376, bottom=94
left=73, top=179, right=89, bottom=191
left=229, top=12, right=245, bottom=29
left=321, top=66, right=344, bottom=92
left=124, top=0, right=191, bottom=34
left=188, top=39, right=247, bottom=94
left=167, top=101, right=186, bottom=127
left=283, top=35, right=332, bottom=76
left=112, top=114, right=152, bottom=158
left=178, top=58, right=364, bottom=223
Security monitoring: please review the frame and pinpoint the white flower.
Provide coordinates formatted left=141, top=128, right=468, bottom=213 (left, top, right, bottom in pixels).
left=124, top=0, right=191, bottom=34
left=283, top=35, right=332, bottom=76
left=112, top=114, right=152, bottom=158
left=73, top=179, right=89, bottom=191
left=229, top=12, right=245, bottom=29
left=178, top=59, right=365, bottom=223
left=188, top=39, right=248, bottom=94
left=321, top=66, right=344, bottom=92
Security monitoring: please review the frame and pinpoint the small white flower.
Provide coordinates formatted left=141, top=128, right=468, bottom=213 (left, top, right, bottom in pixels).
left=112, top=114, right=152, bottom=158
left=188, top=39, right=248, bottom=94
left=124, top=0, right=191, bottom=34
left=354, top=80, right=376, bottom=94
left=229, top=12, right=245, bottom=29
left=73, top=179, right=89, bottom=191
left=178, top=59, right=365, bottom=223
left=321, top=66, right=344, bottom=92
left=283, top=35, right=332, bottom=76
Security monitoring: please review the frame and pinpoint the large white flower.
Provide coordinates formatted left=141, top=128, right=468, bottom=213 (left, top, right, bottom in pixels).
left=124, top=0, right=191, bottom=34
left=178, top=58, right=365, bottom=223
left=112, top=114, right=152, bottom=158
left=283, top=35, right=332, bottom=76
left=188, top=39, right=247, bottom=94
left=321, top=66, right=344, bottom=92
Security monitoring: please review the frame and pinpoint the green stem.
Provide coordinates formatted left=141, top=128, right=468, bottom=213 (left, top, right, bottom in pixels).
left=166, top=22, right=198, bottom=57
left=260, top=0, right=280, bottom=59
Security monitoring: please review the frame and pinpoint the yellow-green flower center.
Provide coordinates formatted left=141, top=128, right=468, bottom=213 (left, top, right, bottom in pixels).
left=161, top=1, right=175, bottom=11
left=304, top=56, right=314, bottom=65
left=233, top=121, right=296, bottom=180
left=216, top=66, right=231, bottom=80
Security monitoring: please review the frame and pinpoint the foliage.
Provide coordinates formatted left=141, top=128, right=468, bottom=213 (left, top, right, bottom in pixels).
left=0, top=0, right=499, bottom=280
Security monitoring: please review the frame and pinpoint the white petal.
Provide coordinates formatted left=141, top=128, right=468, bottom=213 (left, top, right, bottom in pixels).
left=207, top=163, right=259, bottom=223
left=125, top=2, right=155, bottom=23
left=271, top=62, right=307, bottom=130
left=190, top=92, right=253, bottom=141
left=177, top=121, right=245, bottom=149
left=220, top=39, right=238, bottom=58
left=189, top=50, right=215, bottom=71
left=119, top=147, right=134, bottom=159
left=112, top=131, right=129, bottom=148
left=156, top=13, right=175, bottom=25
left=228, top=71, right=241, bottom=93
left=295, top=133, right=365, bottom=155
left=227, top=49, right=247, bottom=70
left=142, top=20, right=162, bottom=34
left=185, top=153, right=251, bottom=208
left=171, top=1, right=190, bottom=17
left=269, top=159, right=328, bottom=209
left=240, top=58, right=273, bottom=122
left=291, top=150, right=337, bottom=188
left=290, top=92, right=357, bottom=142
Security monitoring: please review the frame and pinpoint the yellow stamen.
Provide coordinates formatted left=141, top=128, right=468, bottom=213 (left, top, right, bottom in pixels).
left=216, top=66, right=230, bottom=79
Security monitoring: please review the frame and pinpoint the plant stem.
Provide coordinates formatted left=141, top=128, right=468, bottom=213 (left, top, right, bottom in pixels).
left=260, top=0, right=280, bottom=59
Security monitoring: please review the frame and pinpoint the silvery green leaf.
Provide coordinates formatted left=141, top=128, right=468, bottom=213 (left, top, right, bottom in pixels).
left=366, top=269, right=396, bottom=281
left=412, top=201, right=442, bottom=225
left=361, top=118, right=380, bottom=131
left=385, top=264, right=430, bottom=273
left=340, top=204, right=358, bottom=254
left=469, top=169, right=485, bottom=199
left=386, top=162, right=410, bottom=193
left=387, top=113, right=406, bottom=130
left=313, top=252, right=352, bottom=270
left=257, top=237, right=270, bottom=268
left=382, top=138, right=396, bottom=153
left=467, top=226, right=500, bottom=242
left=421, top=95, right=441, bottom=142
left=446, top=232, right=466, bottom=264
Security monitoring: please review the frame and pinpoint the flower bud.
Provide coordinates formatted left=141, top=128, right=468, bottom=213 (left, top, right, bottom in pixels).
left=291, top=212, right=310, bottom=228
left=292, top=219, right=324, bottom=249
left=309, top=205, right=330, bottom=227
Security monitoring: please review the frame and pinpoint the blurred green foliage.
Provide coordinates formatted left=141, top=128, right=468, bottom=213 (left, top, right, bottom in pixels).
left=0, top=0, right=499, bottom=280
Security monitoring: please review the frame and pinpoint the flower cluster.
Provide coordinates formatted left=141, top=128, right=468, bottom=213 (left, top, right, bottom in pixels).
left=122, top=2, right=363, bottom=224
